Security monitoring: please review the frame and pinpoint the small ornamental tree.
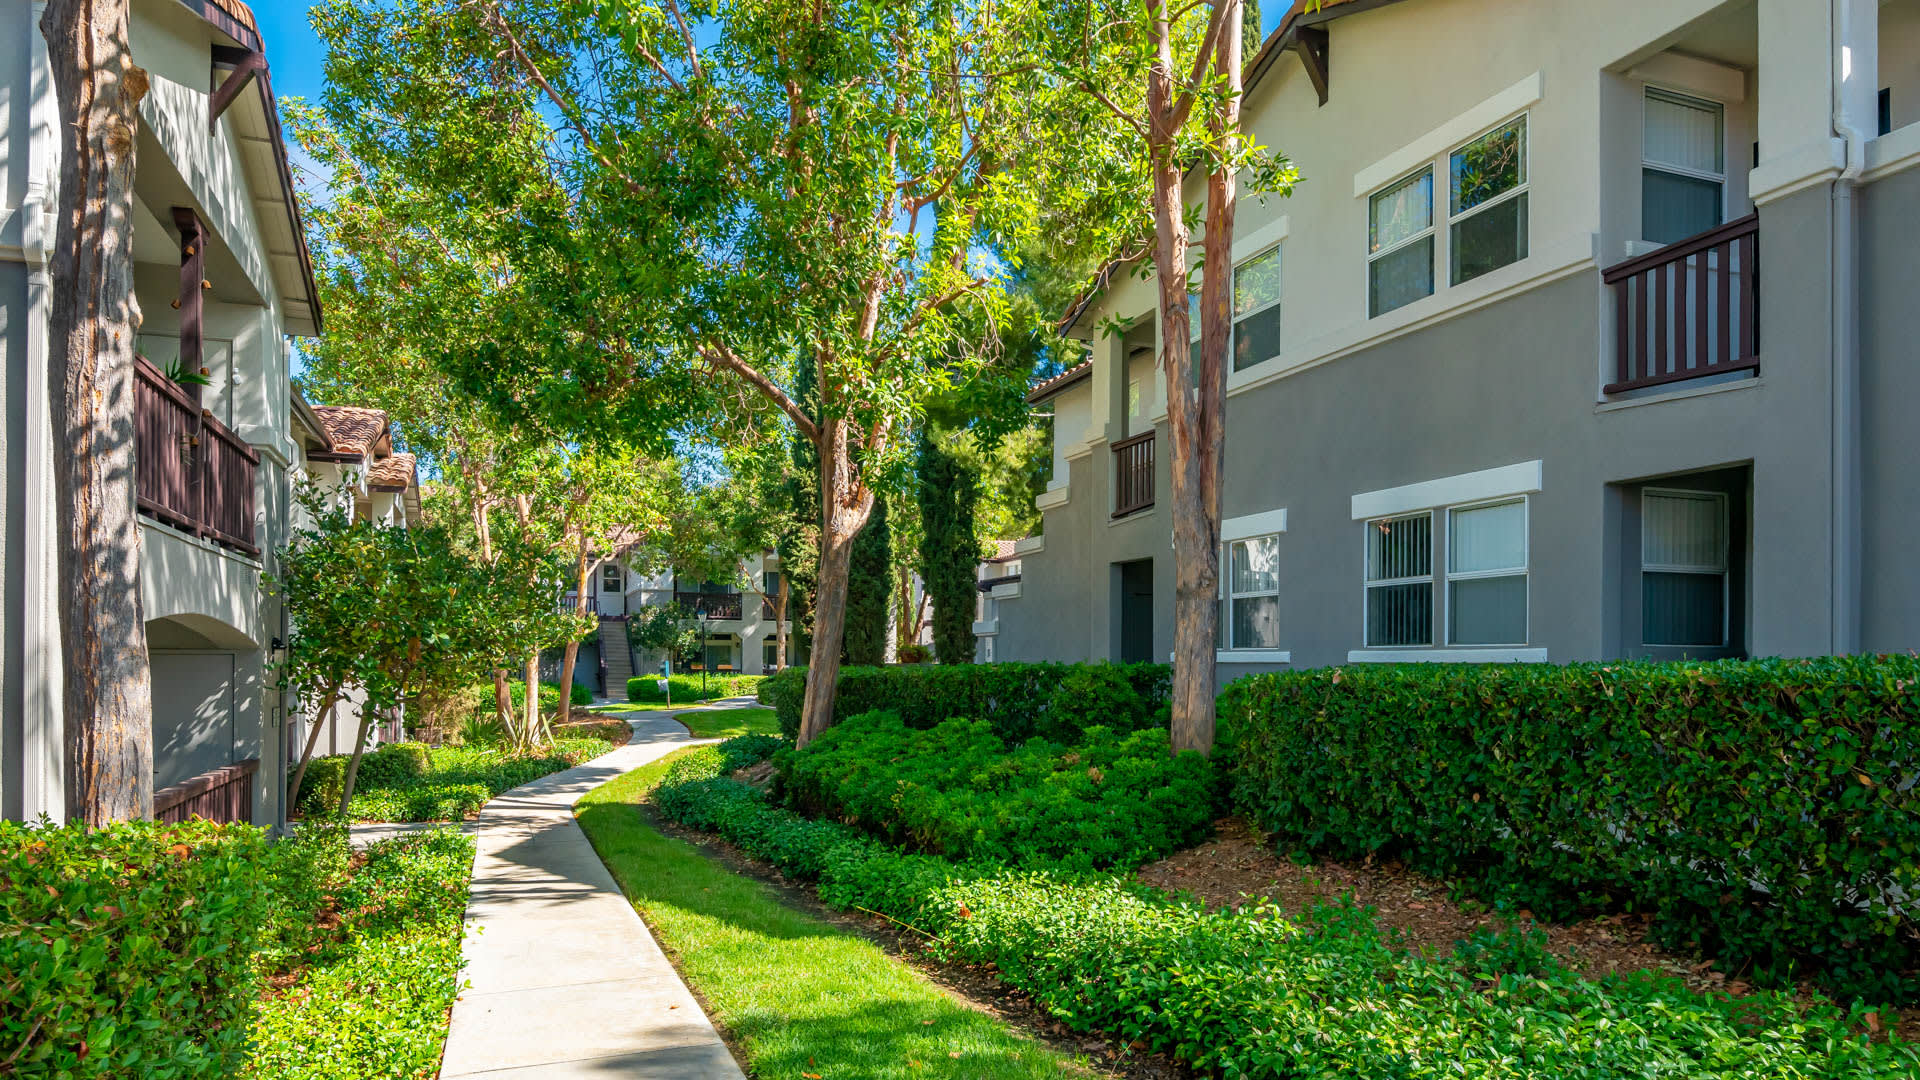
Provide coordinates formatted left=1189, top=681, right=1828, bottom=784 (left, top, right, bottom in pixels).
left=308, top=0, right=1134, bottom=746
left=917, top=433, right=984, bottom=664
left=281, top=488, right=575, bottom=812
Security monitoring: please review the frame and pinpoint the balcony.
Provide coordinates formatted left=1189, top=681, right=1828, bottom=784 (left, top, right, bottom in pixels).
left=1602, top=215, right=1758, bottom=395
left=154, top=758, right=258, bottom=825
left=676, top=591, right=743, bottom=621
left=1111, top=431, right=1155, bottom=518
left=135, top=356, right=259, bottom=556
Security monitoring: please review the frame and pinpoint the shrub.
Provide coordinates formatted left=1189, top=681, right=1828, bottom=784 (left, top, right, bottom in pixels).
left=292, top=754, right=348, bottom=816
left=759, top=662, right=1169, bottom=741
left=627, top=672, right=763, bottom=703
left=352, top=741, right=431, bottom=787
left=298, top=733, right=621, bottom=823
left=1217, top=656, right=1920, bottom=1001
left=1, top=818, right=277, bottom=1077
left=717, top=733, right=788, bottom=772
left=651, top=772, right=1919, bottom=1080
left=778, top=710, right=1215, bottom=870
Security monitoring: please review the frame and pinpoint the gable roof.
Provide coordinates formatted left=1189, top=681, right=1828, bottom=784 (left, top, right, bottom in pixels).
left=1027, top=359, right=1094, bottom=404
left=311, top=405, right=391, bottom=458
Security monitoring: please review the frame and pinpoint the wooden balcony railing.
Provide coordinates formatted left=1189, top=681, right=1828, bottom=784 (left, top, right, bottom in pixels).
left=1603, top=214, right=1759, bottom=395
left=1112, top=431, right=1155, bottom=518
left=134, top=356, right=259, bottom=556
left=676, top=591, right=744, bottom=620
left=154, top=758, right=258, bottom=825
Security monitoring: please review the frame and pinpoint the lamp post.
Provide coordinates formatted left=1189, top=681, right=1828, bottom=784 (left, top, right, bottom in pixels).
left=698, top=605, right=710, bottom=696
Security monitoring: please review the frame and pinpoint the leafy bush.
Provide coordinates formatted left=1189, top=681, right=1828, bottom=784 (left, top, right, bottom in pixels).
left=245, top=827, right=474, bottom=1078
left=1217, top=657, right=1920, bottom=1001
left=651, top=771, right=1918, bottom=1080
left=779, top=711, right=1215, bottom=870
left=296, top=735, right=620, bottom=822
left=758, top=662, right=1169, bottom=741
left=506, top=679, right=587, bottom=713
left=717, top=733, right=788, bottom=772
left=1, top=818, right=277, bottom=1077
left=627, top=672, right=764, bottom=702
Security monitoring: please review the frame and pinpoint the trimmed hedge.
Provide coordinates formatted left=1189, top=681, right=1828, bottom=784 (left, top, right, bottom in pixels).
left=651, top=750, right=1917, bottom=1079
left=758, top=662, right=1169, bottom=741
left=294, top=737, right=618, bottom=822
left=1, top=819, right=277, bottom=1077
left=1218, top=657, right=1920, bottom=1001
left=778, top=710, right=1215, bottom=870
left=290, top=740, right=431, bottom=817
left=627, top=672, right=764, bottom=703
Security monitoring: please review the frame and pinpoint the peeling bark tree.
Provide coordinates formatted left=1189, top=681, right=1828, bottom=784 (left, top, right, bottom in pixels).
left=41, top=0, right=154, bottom=823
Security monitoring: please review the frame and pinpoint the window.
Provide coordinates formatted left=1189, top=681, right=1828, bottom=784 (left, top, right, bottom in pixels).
left=1642, top=490, right=1727, bottom=647
left=601, top=563, right=624, bottom=594
left=1879, top=87, right=1892, bottom=138
left=1643, top=89, right=1724, bottom=245
left=763, top=640, right=780, bottom=669
left=1449, top=119, right=1528, bottom=286
left=1225, top=534, right=1281, bottom=649
left=1447, top=499, right=1528, bottom=645
left=1369, top=169, right=1435, bottom=317
left=1365, top=512, right=1433, bottom=646
left=1232, top=247, right=1283, bottom=371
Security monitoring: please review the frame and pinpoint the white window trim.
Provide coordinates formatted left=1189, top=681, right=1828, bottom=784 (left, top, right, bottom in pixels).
left=1640, top=487, right=1731, bottom=648
left=1366, top=167, right=1436, bottom=318
left=1349, top=648, right=1548, bottom=664
left=1222, top=507, right=1288, bottom=543
left=1641, top=87, right=1728, bottom=229
left=1216, top=509, right=1289, bottom=661
left=1447, top=118, right=1530, bottom=287
left=1362, top=510, right=1436, bottom=649
left=1231, top=244, right=1284, bottom=371
left=1223, top=533, right=1283, bottom=652
left=1445, top=496, right=1531, bottom=648
left=1218, top=650, right=1292, bottom=664
left=1351, top=460, right=1543, bottom=521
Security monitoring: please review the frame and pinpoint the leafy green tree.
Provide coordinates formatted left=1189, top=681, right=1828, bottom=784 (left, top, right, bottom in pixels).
left=842, top=497, right=892, bottom=666
left=281, top=489, right=574, bottom=812
left=917, top=434, right=984, bottom=664
left=306, top=0, right=1131, bottom=746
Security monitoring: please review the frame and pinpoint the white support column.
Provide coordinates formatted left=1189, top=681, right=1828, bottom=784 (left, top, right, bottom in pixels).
left=1751, top=0, right=1844, bottom=204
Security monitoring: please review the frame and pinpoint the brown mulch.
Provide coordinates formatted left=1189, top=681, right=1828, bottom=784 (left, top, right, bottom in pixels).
left=554, top=715, right=634, bottom=749
left=1136, top=817, right=1917, bottom=1040
left=646, top=805, right=1196, bottom=1080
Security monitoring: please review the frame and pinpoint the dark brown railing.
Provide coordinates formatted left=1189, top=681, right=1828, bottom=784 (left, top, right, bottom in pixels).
left=676, top=591, right=744, bottom=620
left=1603, top=214, right=1758, bottom=395
left=1112, top=431, right=1155, bottom=518
left=134, top=356, right=260, bottom=555
left=154, top=758, right=258, bottom=825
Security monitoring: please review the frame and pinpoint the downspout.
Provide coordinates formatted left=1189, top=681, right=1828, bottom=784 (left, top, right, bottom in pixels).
left=1829, top=0, right=1869, bottom=655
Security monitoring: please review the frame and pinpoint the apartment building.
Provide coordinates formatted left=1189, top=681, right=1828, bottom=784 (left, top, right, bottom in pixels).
left=2, top=0, right=320, bottom=824
left=1001, top=0, right=1920, bottom=674
left=581, top=550, right=796, bottom=681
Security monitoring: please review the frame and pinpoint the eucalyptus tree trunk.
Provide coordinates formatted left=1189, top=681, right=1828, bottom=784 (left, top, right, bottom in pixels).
left=797, top=418, right=873, bottom=748
left=41, top=0, right=154, bottom=823
left=1151, top=0, right=1242, bottom=756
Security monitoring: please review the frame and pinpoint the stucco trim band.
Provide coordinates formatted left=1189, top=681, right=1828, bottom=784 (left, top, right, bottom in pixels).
left=1351, top=71, right=1543, bottom=198
left=1350, top=460, right=1542, bottom=521
left=1222, top=508, right=1289, bottom=542
left=1217, top=649, right=1292, bottom=664
left=1863, top=122, right=1920, bottom=183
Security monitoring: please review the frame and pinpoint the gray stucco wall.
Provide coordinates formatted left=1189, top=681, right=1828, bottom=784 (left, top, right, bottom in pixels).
left=998, top=186, right=1869, bottom=674
left=1859, top=166, right=1920, bottom=653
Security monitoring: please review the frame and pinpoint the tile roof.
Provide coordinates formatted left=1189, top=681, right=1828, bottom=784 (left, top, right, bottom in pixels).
left=985, top=539, right=1021, bottom=563
left=1027, top=359, right=1094, bottom=403
left=204, top=0, right=259, bottom=36
left=312, top=405, right=390, bottom=456
left=366, top=452, right=417, bottom=492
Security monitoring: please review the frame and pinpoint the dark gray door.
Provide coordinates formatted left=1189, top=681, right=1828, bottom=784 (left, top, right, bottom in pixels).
left=1117, top=559, right=1155, bottom=664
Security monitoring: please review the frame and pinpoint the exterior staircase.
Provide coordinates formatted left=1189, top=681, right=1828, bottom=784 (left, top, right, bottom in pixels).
left=599, top=617, right=633, bottom=702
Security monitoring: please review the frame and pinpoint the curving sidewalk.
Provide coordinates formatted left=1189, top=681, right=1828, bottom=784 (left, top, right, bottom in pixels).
left=438, top=709, right=747, bottom=1079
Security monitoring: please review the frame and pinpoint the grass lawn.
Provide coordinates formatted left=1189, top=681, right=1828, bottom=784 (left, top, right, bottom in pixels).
left=589, top=703, right=779, bottom=739
left=577, top=748, right=1089, bottom=1080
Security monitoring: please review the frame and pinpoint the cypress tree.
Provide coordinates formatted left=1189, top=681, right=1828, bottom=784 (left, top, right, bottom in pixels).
left=841, top=495, right=891, bottom=665
left=917, top=434, right=982, bottom=664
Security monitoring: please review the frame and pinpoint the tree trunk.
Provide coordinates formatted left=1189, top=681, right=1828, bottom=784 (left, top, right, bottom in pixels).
left=287, top=681, right=343, bottom=814
left=337, top=711, right=376, bottom=816
left=797, top=419, right=873, bottom=747
left=523, top=653, right=542, bottom=748
left=557, top=533, right=591, bottom=728
left=42, top=0, right=153, bottom=825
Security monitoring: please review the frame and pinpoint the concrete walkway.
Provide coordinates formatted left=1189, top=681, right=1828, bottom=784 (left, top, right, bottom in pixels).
left=438, top=711, right=748, bottom=1079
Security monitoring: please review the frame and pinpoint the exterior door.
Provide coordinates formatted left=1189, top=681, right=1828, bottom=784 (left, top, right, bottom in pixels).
left=1117, top=559, right=1155, bottom=664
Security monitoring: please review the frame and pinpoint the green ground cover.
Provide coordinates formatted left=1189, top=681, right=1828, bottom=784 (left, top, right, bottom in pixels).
left=294, top=721, right=626, bottom=822
left=245, top=826, right=475, bottom=1078
left=677, top=706, right=777, bottom=740
left=576, top=748, right=1090, bottom=1080
left=652, top=738, right=1917, bottom=1080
